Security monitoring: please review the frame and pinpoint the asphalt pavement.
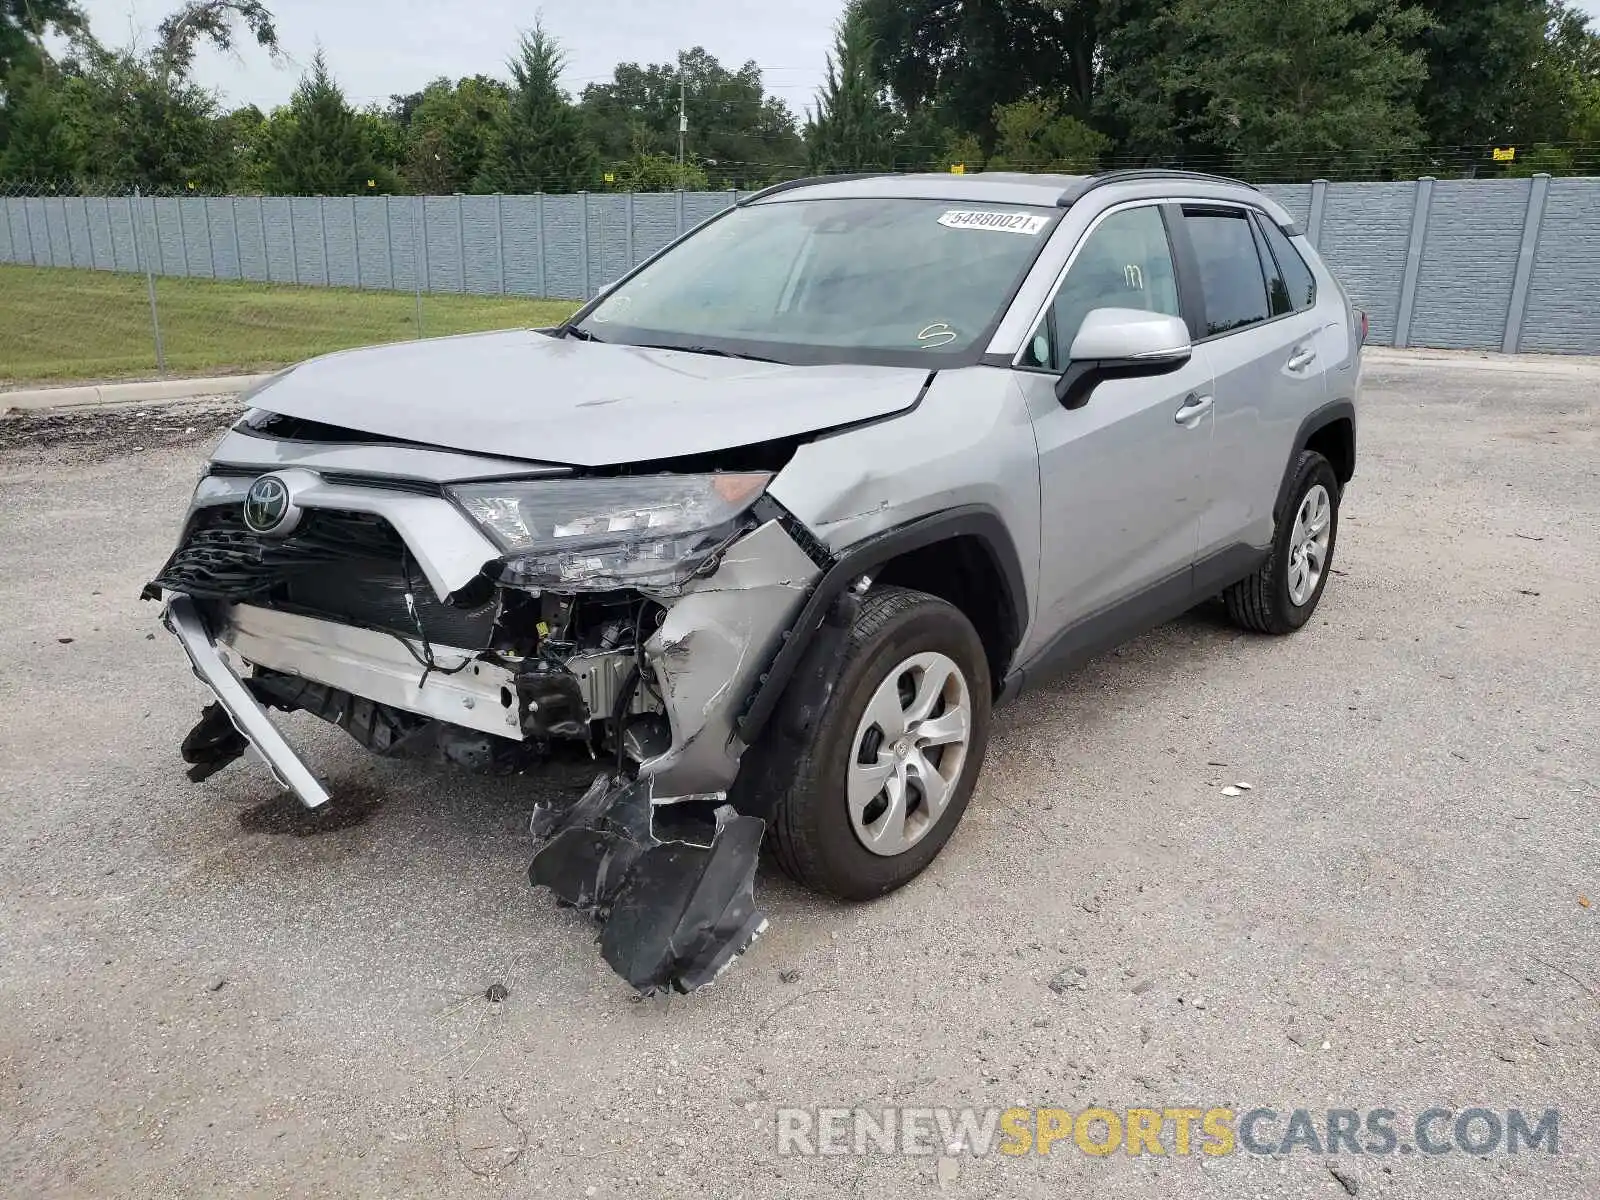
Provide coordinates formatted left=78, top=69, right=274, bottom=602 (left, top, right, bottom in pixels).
left=1, top=356, right=1596, bottom=1198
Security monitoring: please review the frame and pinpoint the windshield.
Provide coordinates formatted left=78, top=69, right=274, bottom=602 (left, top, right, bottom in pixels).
left=574, top=197, right=1058, bottom=364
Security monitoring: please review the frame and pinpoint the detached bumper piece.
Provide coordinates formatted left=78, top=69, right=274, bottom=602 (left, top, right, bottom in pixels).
left=528, top=774, right=767, bottom=995
left=165, top=594, right=331, bottom=809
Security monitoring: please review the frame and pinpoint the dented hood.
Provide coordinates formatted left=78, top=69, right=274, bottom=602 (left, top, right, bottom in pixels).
left=251, top=329, right=927, bottom=467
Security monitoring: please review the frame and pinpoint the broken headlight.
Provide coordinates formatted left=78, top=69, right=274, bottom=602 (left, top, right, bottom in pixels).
left=449, top=473, right=771, bottom=591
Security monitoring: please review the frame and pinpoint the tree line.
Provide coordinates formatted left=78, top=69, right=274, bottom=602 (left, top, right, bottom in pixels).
left=1, top=0, right=1597, bottom=196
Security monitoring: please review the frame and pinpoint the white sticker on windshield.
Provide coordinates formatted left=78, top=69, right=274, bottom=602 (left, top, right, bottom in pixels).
left=938, top=209, right=1049, bottom=236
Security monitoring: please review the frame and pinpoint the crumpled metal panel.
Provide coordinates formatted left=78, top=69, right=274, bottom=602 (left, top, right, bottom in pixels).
left=636, top=519, right=821, bottom=797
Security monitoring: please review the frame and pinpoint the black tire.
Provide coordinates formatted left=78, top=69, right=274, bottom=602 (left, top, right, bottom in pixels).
left=765, top=586, right=992, bottom=901
left=1224, top=450, right=1341, bottom=634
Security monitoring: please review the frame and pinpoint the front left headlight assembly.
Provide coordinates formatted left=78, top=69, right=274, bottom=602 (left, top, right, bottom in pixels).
left=448, top=472, right=772, bottom=592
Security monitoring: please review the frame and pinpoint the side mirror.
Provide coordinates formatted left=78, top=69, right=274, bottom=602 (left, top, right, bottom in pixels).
left=1055, top=308, right=1193, bottom=409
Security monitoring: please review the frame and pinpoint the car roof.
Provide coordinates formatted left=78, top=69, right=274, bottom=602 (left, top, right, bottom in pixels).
left=743, top=171, right=1091, bottom=208
left=740, top=169, right=1297, bottom=230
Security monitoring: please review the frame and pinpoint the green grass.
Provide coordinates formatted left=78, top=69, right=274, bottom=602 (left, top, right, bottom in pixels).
left=0, top=265, right=580, bottom=385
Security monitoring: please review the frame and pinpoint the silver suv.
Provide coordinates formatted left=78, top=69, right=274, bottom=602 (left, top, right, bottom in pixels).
left=150, top=170, right=1360, bottom=993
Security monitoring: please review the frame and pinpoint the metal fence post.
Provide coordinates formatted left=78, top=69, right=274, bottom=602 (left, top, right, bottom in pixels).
left=351, top=196, right=362, bottom=290
left=412, top=196, right=424, bottom=338
left=81, top=196, right=96, bottom=268
left=62, top=197, right=77, bottom=267
left=536, top=193, right=547, bottom=298
left=1307, top=179, right=1329, bottom=248
left=455, top=194, right=467, bottom=293
left=580, top=191, right=591, bottom=299
left=1393, top=176, right=1434, bottom=350
left=676, top=189, right=685, bottom=238
left=130, top=188, right=166, bottom=372
left=259, top=196, right=270, bottom=283
left=383, top=196, right=395, bottom=291
left=287, top=200, right=299, bottom=284
left=230, top=196, right=243, bottom=279
left=173, top=198, right=185, bottom=275
left=625, top=191, right=635, bottom=269
left=201, top=198, right=216, bottom=278
left=318, top=197, right=331, bottom=286
left=1502, top=173, right=1552, bottom=355
left=21, top=197, right=36, bottom=265
left=495, top=193, right=506, bottom=294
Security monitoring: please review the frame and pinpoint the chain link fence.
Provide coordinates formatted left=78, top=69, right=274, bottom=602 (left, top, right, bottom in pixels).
left=4, top=172, right=1600, bottom=385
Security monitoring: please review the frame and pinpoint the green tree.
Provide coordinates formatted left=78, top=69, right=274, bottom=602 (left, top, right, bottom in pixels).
left=70, top=43, right=236, bottom=189
left=477, top=24, right=597, bottom=192
left=259, top=51, right=398, bottom=194
left=806, top=12, right=898, bottom=172
left=1409, top=0, right=1552, bottom=156
left=852, top=0, right=1103, bottom=152
left=154, top=0, right=278, bottom=82
left=612, top=146, right=710, bottom=191
left=400, top=75, right=508, bottom=193
left=0, top=67, right=91, bottom=180
left=1099, top=0, right=1429, bottom=177
left=578, top=47, right=802, bottom=186
left=985, top=96, right=1111, bottom=172
left=218, top=102, right=269, bottom=189
left=0, top=0, right=83, bottom=83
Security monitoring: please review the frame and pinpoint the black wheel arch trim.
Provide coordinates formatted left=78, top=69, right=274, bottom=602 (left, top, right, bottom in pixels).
left=736, top=504, right=1028, bottom=745
left=1275, top=399, right=1356, bottom=517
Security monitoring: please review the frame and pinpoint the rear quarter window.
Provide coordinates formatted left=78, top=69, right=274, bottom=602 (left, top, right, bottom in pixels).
left=1258, top=216, right=1318, bottom=312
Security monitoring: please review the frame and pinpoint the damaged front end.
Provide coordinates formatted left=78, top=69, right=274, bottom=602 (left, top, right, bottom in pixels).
left=149, top=449, right=826, bottom=993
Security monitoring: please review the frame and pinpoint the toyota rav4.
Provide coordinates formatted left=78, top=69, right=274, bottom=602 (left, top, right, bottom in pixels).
left=148, top=170, right=1361, bottom=993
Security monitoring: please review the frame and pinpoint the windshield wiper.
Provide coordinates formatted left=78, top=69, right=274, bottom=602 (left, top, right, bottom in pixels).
left=561, top=324, right=606, bottom=343
left=635, top=343, right=781, bottom=363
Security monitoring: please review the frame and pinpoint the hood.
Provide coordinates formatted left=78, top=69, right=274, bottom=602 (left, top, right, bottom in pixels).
left=248, top=330, right=929, bottom=467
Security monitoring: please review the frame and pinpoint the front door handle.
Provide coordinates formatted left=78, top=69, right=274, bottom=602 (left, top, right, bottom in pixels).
left=1175, top=394, right=1214, bottom=425
left=1287, top=346, right=1317, bottom=372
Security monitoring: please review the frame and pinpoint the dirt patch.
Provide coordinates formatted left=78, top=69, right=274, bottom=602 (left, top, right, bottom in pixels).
left=238, top=782, right=384, bottom=836
left=0, top=399, right=238, bottom=465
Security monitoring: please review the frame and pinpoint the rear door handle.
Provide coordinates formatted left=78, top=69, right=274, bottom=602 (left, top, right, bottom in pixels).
left=1287, top=346, right=1317, bottom=371
left=1175, top=394, right=1214, bottom=425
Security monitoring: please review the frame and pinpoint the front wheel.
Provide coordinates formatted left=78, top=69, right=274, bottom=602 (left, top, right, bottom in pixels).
left=766, top=586, right=992, bottom=901
left=1224, top=450, right=1341, bottom=634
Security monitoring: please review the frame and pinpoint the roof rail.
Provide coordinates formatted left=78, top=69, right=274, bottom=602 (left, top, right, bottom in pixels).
left=737, top=172, right=895, bottom=205
left=1056, top=169, right=1258, bottom=207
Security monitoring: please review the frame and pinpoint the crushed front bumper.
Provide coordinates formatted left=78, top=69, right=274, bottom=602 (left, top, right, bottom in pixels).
left=165, top=593, right=331, bottom=808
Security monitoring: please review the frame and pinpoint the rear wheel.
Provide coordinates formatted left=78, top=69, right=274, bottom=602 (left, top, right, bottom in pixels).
left=766, top=586, right=991, bottom=900
left=1225, top=450, right=1340, bottom=634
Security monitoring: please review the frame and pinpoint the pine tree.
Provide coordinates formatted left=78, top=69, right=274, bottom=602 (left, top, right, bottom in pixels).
left=806, top=12, right=897, bottom=173
left=261, top=50, right=395, bottom=194
left=476, top=24, right=597, bottom=192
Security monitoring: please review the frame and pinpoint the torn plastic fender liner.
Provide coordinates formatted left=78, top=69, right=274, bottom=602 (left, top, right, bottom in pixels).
left=528, top=774, right=766, bottom=994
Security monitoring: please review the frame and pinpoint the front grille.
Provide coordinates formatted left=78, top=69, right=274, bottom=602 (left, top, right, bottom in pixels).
left=155, top=506, right=496, bottom=647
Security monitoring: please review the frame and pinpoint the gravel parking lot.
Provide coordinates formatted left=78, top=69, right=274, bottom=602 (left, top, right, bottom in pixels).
left=2, top=353, right=1596, bottom=1199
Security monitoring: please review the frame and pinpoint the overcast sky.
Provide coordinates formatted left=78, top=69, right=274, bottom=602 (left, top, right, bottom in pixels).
left=76, top=0, right=1600, bottom=120
left=76, top=0, right=849, bottom=117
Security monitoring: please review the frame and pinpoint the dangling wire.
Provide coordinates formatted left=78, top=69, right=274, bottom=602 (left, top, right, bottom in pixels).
left=399, top=548, right=472, bottom=689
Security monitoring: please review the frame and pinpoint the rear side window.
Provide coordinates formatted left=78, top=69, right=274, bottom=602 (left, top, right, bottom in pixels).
left=1250, top=218, right=1292, bottom=317
left=1257, top=215, right=1318, bottom=312
left=1183, top=208, right=1270, bottom=336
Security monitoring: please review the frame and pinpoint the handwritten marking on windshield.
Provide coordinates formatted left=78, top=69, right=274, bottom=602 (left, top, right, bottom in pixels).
left=917, top=323, right=959, bottom=348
